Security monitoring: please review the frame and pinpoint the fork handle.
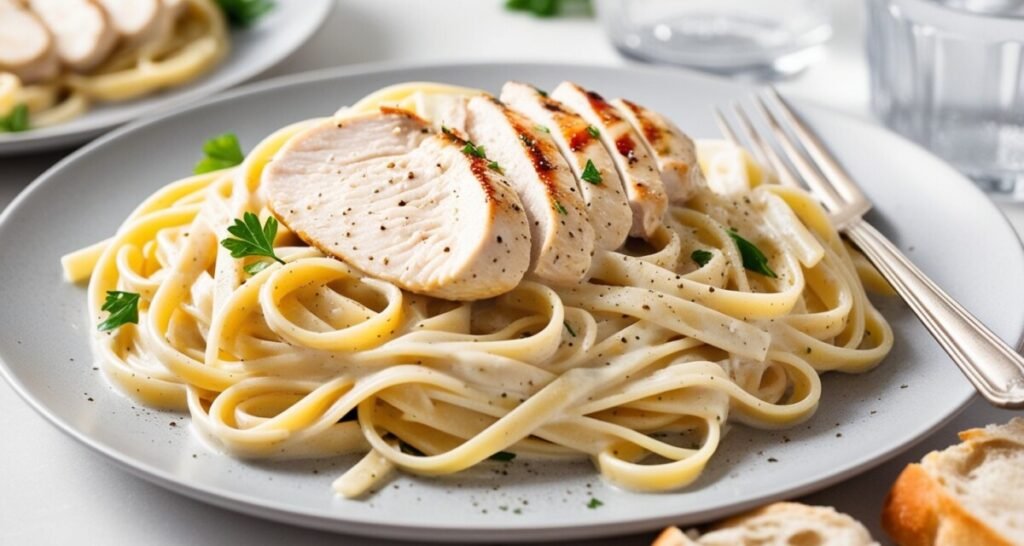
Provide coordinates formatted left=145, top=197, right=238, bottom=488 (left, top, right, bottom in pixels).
left=845, top=219, right=1024, bottom=408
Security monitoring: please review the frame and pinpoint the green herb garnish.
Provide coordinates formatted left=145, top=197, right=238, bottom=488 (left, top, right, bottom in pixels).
left=533, top=86, right=548, bottom=97
left=727, top=229, right=777, bottom=278
left=586, top=497, right=603, bottom=509
left=221, top=212, right=285, bottom=272
left=506, top=0, right=589, bottom=17
left=553, top=201, right=567, bottom=215
left=691, top=249, right=713, bottom=267
left=0, top=103, right=29, bottom=133
left=462, top=141, right=486, bottom=158
left=487, top=160, right=503, bottom=174
left=489, top=451, right=517, bottom=462
left=98, top=291, right=141, bottom=332
left=519, top=133, right=534, bottom=148
left=580, top=159, right=602, bottom=185
left=586, top=125, right=600, bottom=138
left=194, top=132, right=245, bottom=174
left=535, top=124, right=550, bottom=133
left=215, top=0, right=274, bottom=27
left=563, top=321, right=577, bottom=337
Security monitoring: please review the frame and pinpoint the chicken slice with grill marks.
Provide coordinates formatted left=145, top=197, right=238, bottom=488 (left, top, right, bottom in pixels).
left=263, top=108, right=532, bottom=301
left=461, top=95, right=595, bottom=285
left=551, top=82, right=667, bottom=239
left=0, top=0, right=59, bottom=84
left=500, top=81, right=631, bottom=251
left=611, top=97, right=705, bottom=204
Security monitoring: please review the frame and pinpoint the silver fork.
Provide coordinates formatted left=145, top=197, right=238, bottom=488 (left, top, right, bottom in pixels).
left=716, top=88, right=1024, bottom=409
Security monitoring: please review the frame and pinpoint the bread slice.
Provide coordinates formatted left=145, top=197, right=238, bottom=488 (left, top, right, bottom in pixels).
left=653, top=502, right=877, bottom=546
left=882, top=418, right=1024, bottom=546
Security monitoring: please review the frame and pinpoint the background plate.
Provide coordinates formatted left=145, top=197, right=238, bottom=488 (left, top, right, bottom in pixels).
left=1, top=62, right=1022, bottom=542
left=0, top=0, right=332, bottom=155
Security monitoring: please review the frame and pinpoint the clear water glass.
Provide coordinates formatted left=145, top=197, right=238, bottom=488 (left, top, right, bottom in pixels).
left=866, top=0, right=1024, bottom=199
left=593, top=0, right=833, bottom=77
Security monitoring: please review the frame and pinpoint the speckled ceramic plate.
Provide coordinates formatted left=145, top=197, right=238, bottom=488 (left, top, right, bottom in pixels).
left=0, top=0, right=332, bottom=156
left=1, top=62, right=1022, bottom=542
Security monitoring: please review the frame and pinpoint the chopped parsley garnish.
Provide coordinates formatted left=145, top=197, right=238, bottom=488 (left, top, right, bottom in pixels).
left=586, top=125, right=600, bottom=138
left=489, top=451, right=517, bottom=462
left=462, top=141, right=487, bottom=158
left=535, top=124, right=550, bottom=133
left=533, top=86, right=549, bottom=97
left=563, top=321, right=577, bottom=337
left=519, top=133, right=534, bottom=148
left=98, top=291, right=140, bottom=332
left=221, top=212, right=285, bottom=273
left=691, top=249, right=713, bottom=267
left=580, top=159, right=602, bottom=185
left=553, top=201, right=567, bottom=215
left=214, top=0, right=274, bottom=27
left=727, top=229, right=777, bottom=278
left=586, top=497, right=603, bottom=509
left=0, top=103, right=29, bottom=132
left=194, top=132, right=245, bottom=174
left=441, top=125, right=456, bottom=137
left=505, top=0, right=588, bottom=17
left=487, top=160, right=503, bottom=174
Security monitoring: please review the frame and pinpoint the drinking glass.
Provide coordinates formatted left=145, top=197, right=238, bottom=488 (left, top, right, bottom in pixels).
left=866, top=0, right=1024, bottom=198
left=593, top=0, right=834, bottom=77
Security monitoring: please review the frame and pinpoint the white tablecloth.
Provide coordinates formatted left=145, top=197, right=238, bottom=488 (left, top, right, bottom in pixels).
left=2, top=1, right=1022, bottom=544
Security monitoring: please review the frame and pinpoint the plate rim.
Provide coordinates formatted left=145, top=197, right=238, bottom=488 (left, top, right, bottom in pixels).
left=0, top=0, right=334, bottom=155
left=1, top=59, right=1021, bottom=542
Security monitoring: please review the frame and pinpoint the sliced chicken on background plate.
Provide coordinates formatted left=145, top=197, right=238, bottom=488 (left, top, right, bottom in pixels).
left=0, top=0, right=59, bottom=84
left=551, top=82, right=668, bottom=240
left=500, top=81, right=632, bottom=251
left=263, top=108, right=532, bottom=301
left=29, top=0, right=118, bottom=72
left=461, top=95, right=596, bottom=285
left=611, top=98, right=705, bottom=204
left=96, top=0, right=168, bottom=45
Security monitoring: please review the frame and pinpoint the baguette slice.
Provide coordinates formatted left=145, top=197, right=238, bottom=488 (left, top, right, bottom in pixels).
left=882, top=418, right=1024, bottom=546
left=654, top=502, right=877, bottom=546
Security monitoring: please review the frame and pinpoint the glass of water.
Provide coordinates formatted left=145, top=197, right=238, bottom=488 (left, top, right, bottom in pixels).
left=593, top=0, right=834, bottom=77
left=866, top=0, right=1024, bottom=198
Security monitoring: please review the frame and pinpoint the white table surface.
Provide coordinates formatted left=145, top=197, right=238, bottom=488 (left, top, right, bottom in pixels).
left=2, top=1, right=1023, bottom=544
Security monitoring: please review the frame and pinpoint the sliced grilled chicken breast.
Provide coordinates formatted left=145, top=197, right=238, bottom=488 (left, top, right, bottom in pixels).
left=611, top=98, right=705, bottom=204
left=551, top=82, right=667, bottom=239
left=500, top=81, right=631, bottom=251
left=29, top=0, right=117, bottom=72
left=462, top=96, right=595, bottom=284
left=0, top=0, right=59, bottom=84
left=263, top=109, right=532, bottom=301
left=96, top=0, right=167, bottom=44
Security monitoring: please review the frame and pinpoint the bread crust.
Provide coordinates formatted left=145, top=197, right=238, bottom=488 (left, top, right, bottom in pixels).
left=882, top=433, right=1019, bottom=546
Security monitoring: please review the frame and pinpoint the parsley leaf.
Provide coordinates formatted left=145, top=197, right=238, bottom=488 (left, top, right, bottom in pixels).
left=533, top=86, right=549, bottom=97
left=98, top=291, right=141, bottom=332
left=586, top=497, right=603, bottom=509
left=580, top=159, right=602, bottom=185
left=535, top=124, right=550, bottom=133
left=194, top=132, right=245, bottom=174
left=221, top=212, right=285, bottom=269
left=563, top=321, right=577, bottom=337
left=215, top=0, right=274, bottom=27
left=487, top=160, right=503, bottom=174
left=244, top=260, right=274, bottom=275
left=489, top=451, right=516, bottom=462
left=462, top=141, right=486, bottom=158
left=0, top=103, right=30, bottom=132
left=553, top=201, right=567, bottom=215
left=586, top=125, right=600, bottom=138
left=691, top=249, right=713, bottom=267
left=726, top=229, right=777, bottom=278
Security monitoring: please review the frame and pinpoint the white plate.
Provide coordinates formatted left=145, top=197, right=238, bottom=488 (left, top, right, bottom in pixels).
left=1, top=62, right=1022, bottom=543
left=0, top=0, right=332, bottom=156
